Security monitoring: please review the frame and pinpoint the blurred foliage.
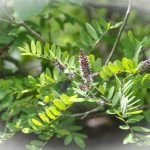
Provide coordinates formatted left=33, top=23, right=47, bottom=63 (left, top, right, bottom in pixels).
left=0, top=0, right=150, bottom=149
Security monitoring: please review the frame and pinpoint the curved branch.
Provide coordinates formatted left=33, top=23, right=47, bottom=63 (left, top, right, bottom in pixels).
left=105, top=0, right=132, bottom=65
left=16, top=21, right=47, bottom=43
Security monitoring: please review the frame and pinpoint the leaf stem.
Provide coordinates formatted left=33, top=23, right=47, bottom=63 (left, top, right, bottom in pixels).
left=105, top=0, right=132, bottom=65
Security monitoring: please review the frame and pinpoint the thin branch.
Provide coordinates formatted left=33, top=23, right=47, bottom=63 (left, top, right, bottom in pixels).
left=15, top=21, right=47, bottom=43
left=63, top=106, right=103, bottom=119
left=122, top=117, right=139, bottom=140
left=88, top=30, right=107, bottom=55
left=0, top=17, right=11, bottom=23
left=0, top=2, right=47, bottom=43
left=105, top=0, right=132, bottom=65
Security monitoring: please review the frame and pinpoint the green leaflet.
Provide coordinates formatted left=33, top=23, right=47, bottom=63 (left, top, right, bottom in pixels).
left=85, top=23, right=98, bottom=40
left=31, top=118, right=43, bottom=127
left=53, top=99, right=66, bottom=110
left=38, top=113, right=50, bottom=123
left=31, top=40, right=36, bottom=54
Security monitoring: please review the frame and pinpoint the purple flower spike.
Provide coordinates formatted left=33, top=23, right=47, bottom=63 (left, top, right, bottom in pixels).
left=79, top=48, right=92, bottom=84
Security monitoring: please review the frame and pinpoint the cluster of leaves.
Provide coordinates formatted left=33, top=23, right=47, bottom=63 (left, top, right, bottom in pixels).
left=99, top=57, right=138, bottom=80
left=16, top=38, right=150, bottom=148
left=0, top=0, right=150, bottom=150
left=19, top=41, right=77, bottom=72
left=0, top=68, right=87, bottom=149
left=80, top=18, right=123, bottom=50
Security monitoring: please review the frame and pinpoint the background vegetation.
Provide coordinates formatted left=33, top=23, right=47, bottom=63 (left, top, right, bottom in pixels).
left=0, top=0, right=150, bottom=149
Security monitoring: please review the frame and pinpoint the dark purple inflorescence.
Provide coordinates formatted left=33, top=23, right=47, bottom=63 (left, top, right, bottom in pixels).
left=137, top=57, right=150, bottom=73
left=79, top=48, right=92, bottom=84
